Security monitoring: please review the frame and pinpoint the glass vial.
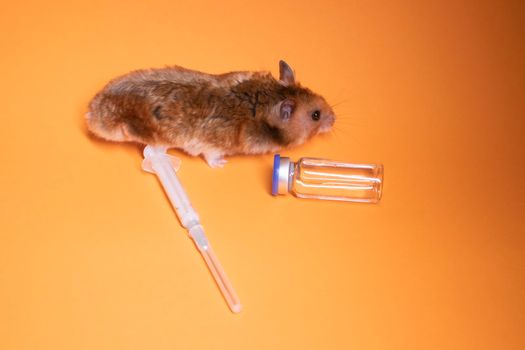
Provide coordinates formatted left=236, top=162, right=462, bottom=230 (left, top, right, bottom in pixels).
left=272, top=154, right=383, bottom=203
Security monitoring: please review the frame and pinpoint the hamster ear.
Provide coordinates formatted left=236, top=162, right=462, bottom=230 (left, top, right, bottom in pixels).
left=280, top=99, right=295, bottom=120
left=279, top=60, right=295, bottom=86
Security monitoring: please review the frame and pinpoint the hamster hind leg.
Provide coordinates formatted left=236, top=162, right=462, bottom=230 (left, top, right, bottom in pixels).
left=86, top=112, right=133, bottom=142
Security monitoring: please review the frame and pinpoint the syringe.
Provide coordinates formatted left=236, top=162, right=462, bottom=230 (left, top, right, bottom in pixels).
left=142, top=145, right=242, bottom=313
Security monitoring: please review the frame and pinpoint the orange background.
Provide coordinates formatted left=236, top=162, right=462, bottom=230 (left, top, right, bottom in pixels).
left=1, top=0, right=524, bottom=349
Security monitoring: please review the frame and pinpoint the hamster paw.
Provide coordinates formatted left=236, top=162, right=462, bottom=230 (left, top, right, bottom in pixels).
left=204, top=154, right=228, bottom=168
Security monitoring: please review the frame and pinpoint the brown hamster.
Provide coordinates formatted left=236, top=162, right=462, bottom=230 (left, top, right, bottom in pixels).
left=86, top=60, right=335, bottom=167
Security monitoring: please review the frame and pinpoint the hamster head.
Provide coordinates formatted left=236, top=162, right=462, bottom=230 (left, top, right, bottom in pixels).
left=268, top=60, right=335, bottom=147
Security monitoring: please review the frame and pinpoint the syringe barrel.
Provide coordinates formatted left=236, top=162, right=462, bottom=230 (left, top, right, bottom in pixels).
left=143, top=146, right=199, bottom=228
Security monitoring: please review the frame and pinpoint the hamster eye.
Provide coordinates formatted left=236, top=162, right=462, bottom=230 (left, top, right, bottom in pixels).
left=311, top=110, right=321, bottom=121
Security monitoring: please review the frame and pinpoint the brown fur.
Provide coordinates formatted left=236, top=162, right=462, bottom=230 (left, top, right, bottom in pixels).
left=86, top=60, right=335, bottom=167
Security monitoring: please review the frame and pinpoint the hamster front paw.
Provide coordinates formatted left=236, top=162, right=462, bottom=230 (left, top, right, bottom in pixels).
left=203, top=153, right=228, bottom=168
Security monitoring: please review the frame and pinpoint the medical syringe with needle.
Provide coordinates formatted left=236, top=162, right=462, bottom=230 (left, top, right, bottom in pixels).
left=142, top=145, right=242, bottom=313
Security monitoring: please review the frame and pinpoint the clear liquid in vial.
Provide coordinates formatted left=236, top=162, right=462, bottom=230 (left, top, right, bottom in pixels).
left=291, top=158, right=383, bottom=203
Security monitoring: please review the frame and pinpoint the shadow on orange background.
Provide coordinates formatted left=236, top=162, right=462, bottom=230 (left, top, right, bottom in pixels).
left=1, top=0, right=524, bottom=349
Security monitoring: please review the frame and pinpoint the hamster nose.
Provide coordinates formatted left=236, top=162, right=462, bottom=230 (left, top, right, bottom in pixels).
left=327, top=114, right=335, bottom=126
left=319, top=114, right=335, bottom=133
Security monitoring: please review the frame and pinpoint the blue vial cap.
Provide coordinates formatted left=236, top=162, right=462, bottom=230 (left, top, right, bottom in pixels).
left=272, top=154, right=280, bottom=196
